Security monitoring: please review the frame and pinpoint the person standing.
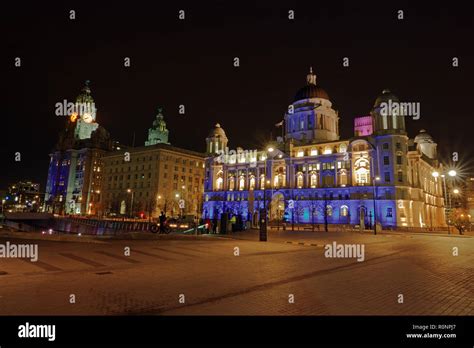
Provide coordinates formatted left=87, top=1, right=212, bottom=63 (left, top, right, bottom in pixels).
left=159, top=211, right=166, bottom=233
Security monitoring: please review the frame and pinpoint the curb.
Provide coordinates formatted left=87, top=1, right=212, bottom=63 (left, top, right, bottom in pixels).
left=285, top=241, right=321, bottom=247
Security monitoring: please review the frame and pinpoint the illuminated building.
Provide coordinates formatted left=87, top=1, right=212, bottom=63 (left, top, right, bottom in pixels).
left=101, top=145, right=205, bottom=218
left=3, top=181, right=41, bottom=212
left=203, top=68, right=446, bottom=229
left=464, top=176, right=474, bottom=223
left=101, top=111, right=204, bottom=218
left=44, top=81, right=112, bottom=215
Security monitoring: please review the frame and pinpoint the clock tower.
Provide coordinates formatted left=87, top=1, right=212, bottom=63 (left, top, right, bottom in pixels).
left=74, top=80, right=99, bottom=140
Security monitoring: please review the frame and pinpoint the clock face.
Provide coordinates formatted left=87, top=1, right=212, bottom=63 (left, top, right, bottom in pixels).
left=82, top=113, right=93, bottom=123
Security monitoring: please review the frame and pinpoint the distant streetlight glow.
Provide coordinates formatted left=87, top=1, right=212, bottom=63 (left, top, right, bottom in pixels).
left=453, top=188, right=460, bottom=194
left=431, top=171, right=439, bottom=178
left=448, top=170, right=457, bottom=177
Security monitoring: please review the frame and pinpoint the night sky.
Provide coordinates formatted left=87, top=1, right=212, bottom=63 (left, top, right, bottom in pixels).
left=3, top=1, right=473, bottom=191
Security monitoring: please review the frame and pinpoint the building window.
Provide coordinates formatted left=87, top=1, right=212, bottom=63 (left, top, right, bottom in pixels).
left=229, top=176, right=235, bottom=191
left=354, top=158, right=370, bottom=185
left=296, top=173, right=304, bottom=188
left=383, top=143, right=389, bottom=150
left=396, top=156, right=402, bottom=165
left=386, top=207, right=393, bottom=217
left=239, top=176, right=245, bottom=191
left=398, top=171, right=403, bottom=182
left=310, top=149, right=318, bottom=156
left=395, top=142, right=401, bottom=150
left=216, top=172, right=223, bottom=190
left=340, top=205, right=348, bottom=217
left=326, top=205, right=333, bottom=217
left=249, top=176, right=255, bottom=190
left=383, top=156, right=390, bottom=165
left=384, top=172, right=390, bottom=182
left=310, top=173, right=317, bottom=188
left=339, top=171, right=348, bottom=186
left=260, top=174, right=265, bottom=189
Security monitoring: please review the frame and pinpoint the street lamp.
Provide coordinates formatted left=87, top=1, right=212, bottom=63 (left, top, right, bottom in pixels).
left=372, top=176, right=380, bottom=235
left=433, top=169, right=457, bottom=226
left=127, top=189, right=135, bottom=218
left=260, top=146, right=274, bottom=242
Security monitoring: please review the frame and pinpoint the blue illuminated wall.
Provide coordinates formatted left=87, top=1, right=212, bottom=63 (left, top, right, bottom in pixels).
left=203, top=187, right=397, bottom=227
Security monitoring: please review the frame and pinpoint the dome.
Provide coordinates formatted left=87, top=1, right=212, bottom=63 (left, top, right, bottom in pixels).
left=293, top=67, right=329, bottom=102
left=294, top=84, right=329, bottom=102
left=414, top=129, right=434, bottom=143
left=208, top=123, right=227, bottom=138
left=373, top=89, right=399, bottom=108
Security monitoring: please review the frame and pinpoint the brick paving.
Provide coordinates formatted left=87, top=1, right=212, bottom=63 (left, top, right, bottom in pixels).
left=0, top=230, right=472, bottom=315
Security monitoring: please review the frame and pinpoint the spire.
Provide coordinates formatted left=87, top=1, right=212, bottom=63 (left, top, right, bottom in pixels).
left=82, top=80, right=91, bottom=94
left=145, top=107, right=170, bottom=146
left=306, top=67, right=317, bottom=85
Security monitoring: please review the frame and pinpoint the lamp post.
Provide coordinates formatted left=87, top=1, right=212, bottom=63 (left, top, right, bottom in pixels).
left=127, top=189, right=135, bottom=219
left=372, top=176, right=380, bottom=235
left=260, top=146, right=274, bottom=242
left=432, top=169, right=457, bottom=231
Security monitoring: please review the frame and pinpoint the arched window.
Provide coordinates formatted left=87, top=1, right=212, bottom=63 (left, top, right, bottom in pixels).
left=216, top=177, right=223, bottom=190
left=296, top=173, right=304, bottom=188
left=229, top=176, right=235, bottom=191
left=239, top=176, right=245, bottom=191
left=249, top=176, right=255, bottom=190
left=339, top=170, right=348, bottom=186
left=340, top=205, right=349, bottom=217
left=326, top=205, right=333, bottom=217
left=260, top=175, right=265, bottom=189
left=310, top=173, right=317, bottom=188
left=354, top=158, right=370, bottom=185
left=339, top=144, right=347, bottom=153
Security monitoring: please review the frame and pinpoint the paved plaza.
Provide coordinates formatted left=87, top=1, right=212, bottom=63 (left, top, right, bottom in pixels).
left=0, top=229, right=472, bottom=315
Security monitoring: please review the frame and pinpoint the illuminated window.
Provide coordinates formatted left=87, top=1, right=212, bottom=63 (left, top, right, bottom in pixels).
left=310, top=149, right=318, bottom=156
left=249, top=176, right=256, bottom=190
left=310, top=173, right=317, bottom=188
left=326, top=205, right=333, bottom=217
left=296, top=173, right=304, bottom=188
left=340, top=205, right=348, bottom=217
left=260, top=175, right=265, bottom=189
left=339, top=144, right=347, bottom=153
left=297, top=150, right=304, bottom=157
left=323, top=147, right=332, bottom=154
left=239, top=176, right=245, bottom=191
left=339, top=171, right=348, bottom=186
left=229, top=176, right=235, bottom=191
left=354, top=158, right=370, bottom=185
left=355, top=168, right=369, bottom=184
left=216, top=176, right=223, bottom=191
